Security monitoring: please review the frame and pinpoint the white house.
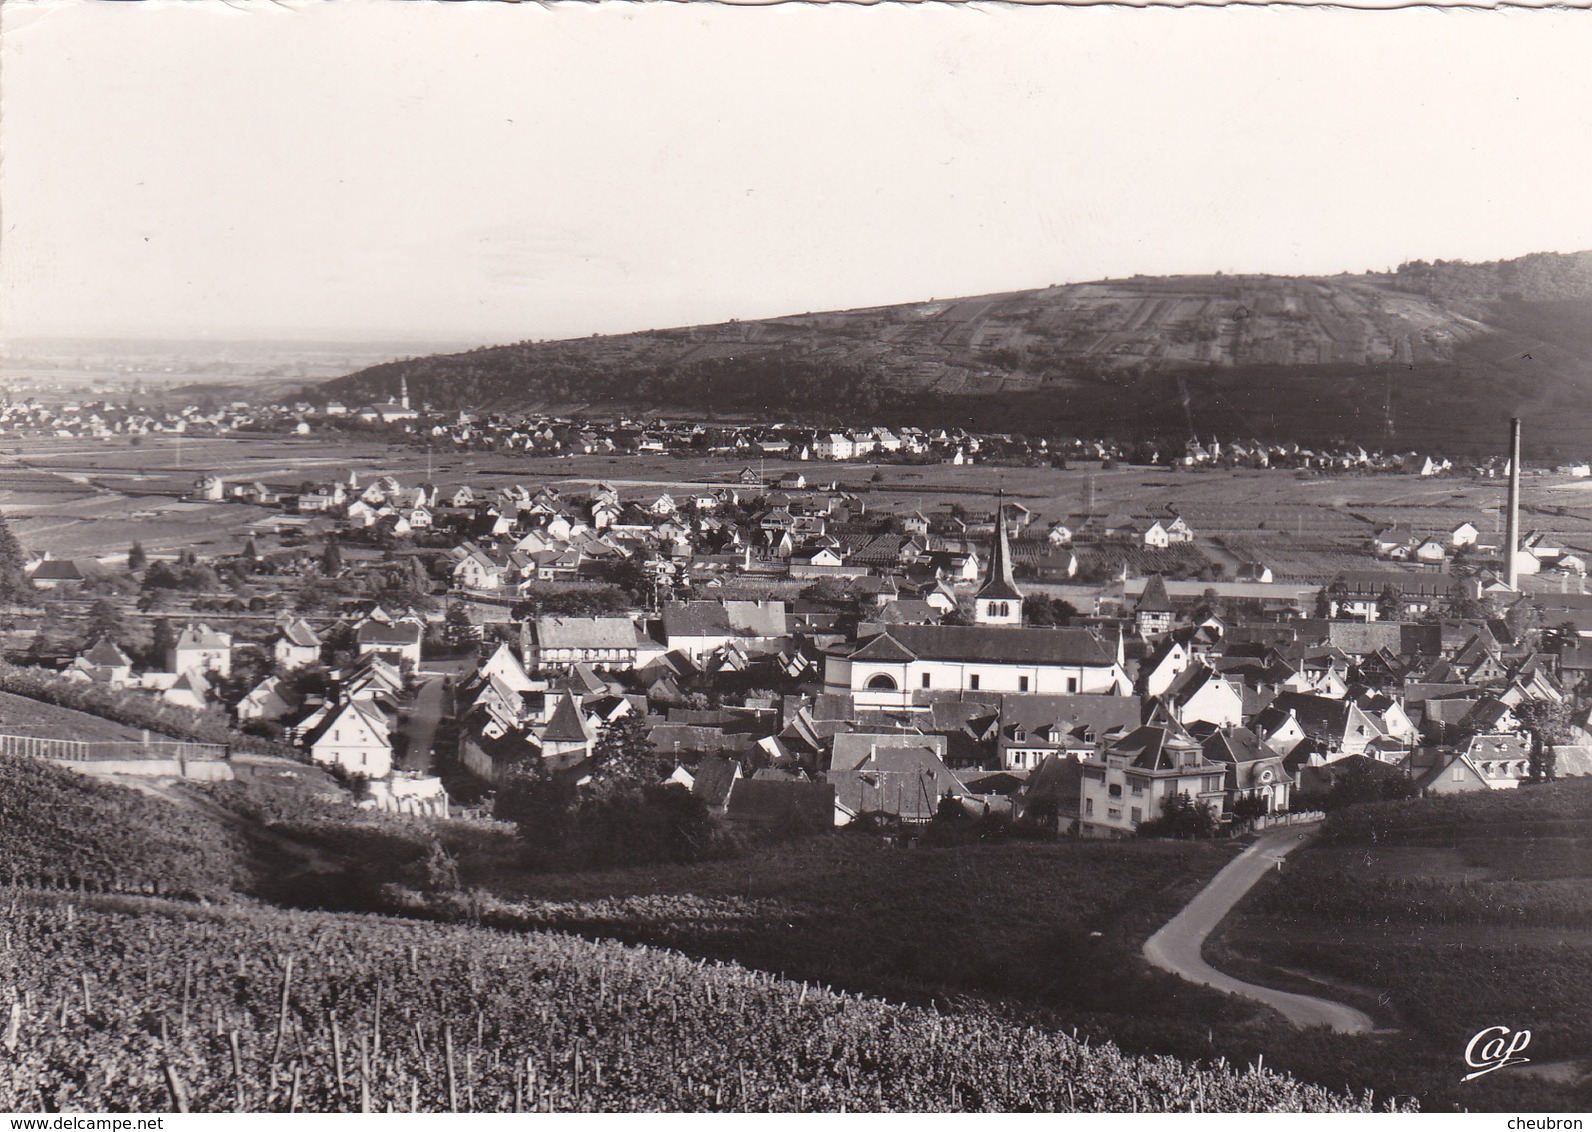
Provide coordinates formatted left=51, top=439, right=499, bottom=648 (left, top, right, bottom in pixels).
left=304, top=700, right=393, bottom=779
left=825, top=625, right=1130, bottom=710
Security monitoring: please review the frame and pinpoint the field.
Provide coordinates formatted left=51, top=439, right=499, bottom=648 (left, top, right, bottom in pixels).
left=12, top=431, right=1592, bottom=578
left=0, top=750, right=1399, bottom=1113
left=0, top=892, right=1398, bottom=1113
left=1209, top=781, right=1592, bottom=1112
left=462, top=835, right=1247, bottom=1017
left=0, top=754, right=249, bottom=898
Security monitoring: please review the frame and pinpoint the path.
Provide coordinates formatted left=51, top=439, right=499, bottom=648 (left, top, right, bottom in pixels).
left=399, top=676, right=448, bottom=774
left=1143, top=824, right=1376, bottom=1034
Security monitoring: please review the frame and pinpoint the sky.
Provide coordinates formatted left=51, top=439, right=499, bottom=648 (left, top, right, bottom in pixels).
left=3, top=1, right=1592, bottom=344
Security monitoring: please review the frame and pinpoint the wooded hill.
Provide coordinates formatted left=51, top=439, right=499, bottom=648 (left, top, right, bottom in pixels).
left=323, top=251, right=1592, bottom=457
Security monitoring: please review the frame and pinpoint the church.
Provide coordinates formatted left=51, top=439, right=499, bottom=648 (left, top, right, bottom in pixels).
left=824, top=500, right=1130, bottom=709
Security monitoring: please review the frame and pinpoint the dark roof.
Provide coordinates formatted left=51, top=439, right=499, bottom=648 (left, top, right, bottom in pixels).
left=691, top=757, right=741, bottom=807
left=663, top=602, right=733, bottom=638
left=82, top=639, right=132, bottom=667
left=356, top=622, right=422, bottom=646
left=724, top=778, right=833, bottom=831
left=540, top=692, right=592, bottom=744
left=827, top=746, right=965, bottom=820
left=998, top=694, right=1141, bottom=739
left=976, top=497, right=1024, bottom=602
left=1135, top=574, right=1174, bottom=614
left=1108, top=724, right=1208, bottom=772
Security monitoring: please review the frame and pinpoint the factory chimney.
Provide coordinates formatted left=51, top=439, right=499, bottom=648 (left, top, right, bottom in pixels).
left=1505, top=417, right=1522, bottom=591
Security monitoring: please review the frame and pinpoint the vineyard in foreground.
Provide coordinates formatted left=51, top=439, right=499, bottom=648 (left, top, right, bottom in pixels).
left=0, top=893, right=1406, bottom=1113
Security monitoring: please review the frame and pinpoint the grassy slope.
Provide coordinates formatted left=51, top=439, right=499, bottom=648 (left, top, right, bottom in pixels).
left=0, top=690, right=148, bottom=741
left=321, top=255, right=1592, bottom=457
left=464, top=835, right=1248, bottom=1018
left=1210, top=781, right=1592, bottom=1113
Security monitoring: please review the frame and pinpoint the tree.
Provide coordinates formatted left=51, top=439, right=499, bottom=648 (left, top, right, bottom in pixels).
left=444, top=604, right=479, bottom=649
left=1023, top=596, right=1078, bottom=627
left=0, top=511, right=36, bottom=604
left=1516, top=699, right=1572, bottom=784
left=1136, top=791, right=1220, bottom=839
left=588, top=714, right=665, bottom=799
left=127, top=542, right=148, bottom=572
left=321, top=541, right=344, bottom=576
left=1376, top=584, right=1404, bottom=623
left=147, top=618, right=177, bottom=669
left=496, top=759, right=577, bottom=850
left=85, top=597, right=130, bottom=649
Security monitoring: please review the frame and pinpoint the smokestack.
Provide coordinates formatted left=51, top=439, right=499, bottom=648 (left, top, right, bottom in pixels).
left=1506, top=417, right=1522, bottom=591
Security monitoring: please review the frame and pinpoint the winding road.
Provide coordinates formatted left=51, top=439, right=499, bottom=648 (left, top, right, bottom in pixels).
left=1143, top=823, right=1375, bottom=1034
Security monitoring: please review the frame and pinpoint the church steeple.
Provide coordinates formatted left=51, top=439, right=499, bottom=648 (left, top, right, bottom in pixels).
left=399, top=375, right=411, bottom=411
left=975, top=493, right=1024, bottom=625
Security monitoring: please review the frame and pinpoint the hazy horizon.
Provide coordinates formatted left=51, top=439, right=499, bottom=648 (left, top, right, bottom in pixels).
left=5, top=2, right=1591, bottom=344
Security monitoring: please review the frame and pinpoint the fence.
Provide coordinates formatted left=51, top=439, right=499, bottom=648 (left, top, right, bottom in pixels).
left=0, top=733, right=228, bottom=763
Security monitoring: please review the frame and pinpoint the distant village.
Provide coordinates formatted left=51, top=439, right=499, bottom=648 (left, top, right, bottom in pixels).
left=12, top=381, right=1592, bottom=837
left=10, top=373, right=1592, bottom=479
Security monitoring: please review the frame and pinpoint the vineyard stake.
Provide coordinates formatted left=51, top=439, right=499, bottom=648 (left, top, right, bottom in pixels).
left=228, top=1029, right=245, bottom=1112
left=161, top=1062, right=190, bottom=1113
left=288, top=1063, right=302, bottom=1113
left=359, top=1033, right=372, bottom=1114
left=444, top=1024, right=459, bottom=1112
left=271, top=955, right=293, bottom=1068
left=372, top=976, right=383, bottom=1058
left=2, top=1001, right=20, bottom=1053
left=331, top=1010, right=346, bottom=1104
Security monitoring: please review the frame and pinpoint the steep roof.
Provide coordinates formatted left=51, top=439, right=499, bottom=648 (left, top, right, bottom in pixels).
left=976, top=496, right=1024, bottom=602
left=830, top=731, right=946, bottom=772
left=83, top=639, right=132, bottom=667
left=540, top=692, right=594, bottom=744
left=662, top=602, right=734, bottom=638
left=691, top=757, right=742, bottom=807
left=1135, top=574, right=1174, bottom=614
left=724, top=778, right=834, bottom=830
left=827, top=746, right=966, bottom=820
left=279, top=618, right=322, bottom=648
left=356, top=621, right=422, bottom=647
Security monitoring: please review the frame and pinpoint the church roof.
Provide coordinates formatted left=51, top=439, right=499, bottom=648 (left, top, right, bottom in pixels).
left=976, top=495, right=1024, bottom=602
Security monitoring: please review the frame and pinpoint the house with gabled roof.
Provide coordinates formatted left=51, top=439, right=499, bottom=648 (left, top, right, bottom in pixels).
left=1198, top=725, right=1291, bottom=816
left=522, top=616, right=656, bottom=671
left=169, top=623, right=232, bottom=679
left=355, top=619, right=423, bottom=670
left=236, top=675, right=298, bottom=722
left=1161, top=663, right=1245, bottom=729
left=70, top=639, right=134, bottom=687
left=304, top=699, right=393, bottom=779
left=1078, top=722, right=1226, bottom=837
left=1135, top=575, right=1175, bottom=638
left=162, top=669, right=212, bottom=712
left=1255, top=691, right=1386, bottom=760
left=996, top=694, right=1141, bottom=771
left=1412, top=748, right=1492, bottom=794
left=826, top=744, right=967, bottom=824
left=272, top=618, right=322, bottom=670
left=538, top=691, right=597, bottom=764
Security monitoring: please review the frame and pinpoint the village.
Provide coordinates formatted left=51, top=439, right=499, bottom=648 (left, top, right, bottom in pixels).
left=10, top=394, right=1592, bottom=841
